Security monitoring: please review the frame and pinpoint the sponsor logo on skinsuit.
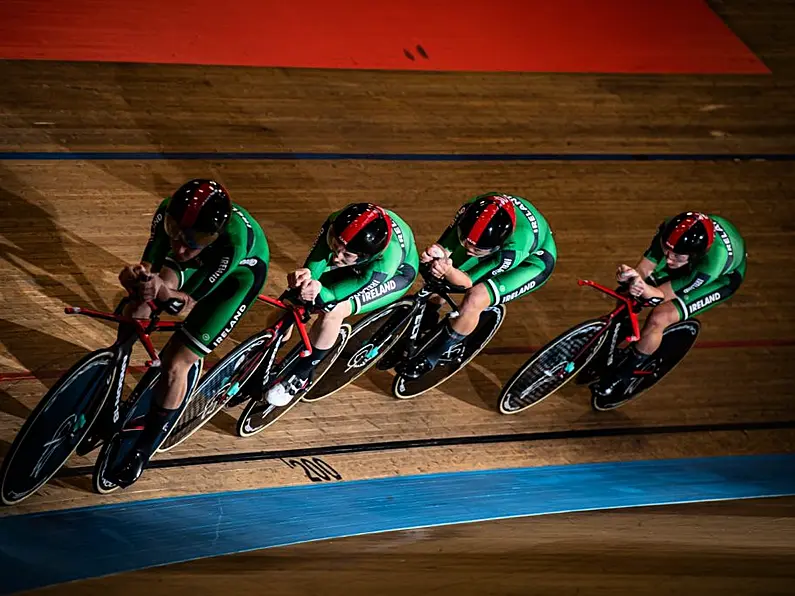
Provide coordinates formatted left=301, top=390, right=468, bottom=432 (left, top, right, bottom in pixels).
left=150, top=213, right=163, bottom=243
left=391, top=220, right=406, bottom=248
left=212, top=304, right=248, bottom=347
left=209, top=257, right=230, bottom=283
left=501, top=279, right=536, bottom=302
left=359, top=279, right=398, bottom=303
left=688, top=292, right=722, bottom=314
left=492, top=255, right=514, bottom=274
left=508, top=196, right=539, bottom=234
left=682, top=276, right=706, bottom=294
left=714, top=222, right=733, bottom=258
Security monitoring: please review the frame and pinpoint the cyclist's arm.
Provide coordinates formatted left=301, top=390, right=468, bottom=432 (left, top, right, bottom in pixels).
left=633, top=226, right=667, bottom=301
left=634, top=257, right=657, bottom=280
left=462, top=249, right=519, bottom=283
left=634, top=256, right=671, bottom=303
left=436, top=229, right=459, bottom=256
left=443, top=266, right=473, bottom=289
left=314, top=269, right=383, bottom=309
left=140, top=199, right=171, bottom=274
left=317, top=242, right=403, bottom=308
left=302, top=217, right=333, bottom=281
left=178, top=240, right=244, bottom=313
left=642, top=281, right=674, bottom=303
left=646, top=258, right=722, bottom=305
left=154, top=283, right=197, bottom=315
left=436, top=205, right=468, bottom=254
left=642, top=226, right=665, bottom=267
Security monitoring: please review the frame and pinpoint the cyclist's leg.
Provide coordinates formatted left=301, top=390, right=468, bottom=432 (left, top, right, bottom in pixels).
left=115, top=258, right=267, bottom=484
left=643, top=267, right=744, bottom=353
left=266, top=261, right=418, bottom=406
left=401, top=248, right=555, bottom=378
left=594, top=268, right=744, bottom=396
left=592, top=301, right=680, bottom=397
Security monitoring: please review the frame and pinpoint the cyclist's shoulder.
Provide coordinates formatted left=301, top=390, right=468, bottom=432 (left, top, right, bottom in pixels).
left=224, top=203, right=265, bottom=249
left=710, top=214, right=742, bottom=239
left=693, top=242, right=730, bottom=275
left=229, top=203, right=262, bottom=231
left=384, top=209, right=415, bottom=244
left=384, top=208, right=411, bottom=227
left=505, top=195, right=549, bottom=229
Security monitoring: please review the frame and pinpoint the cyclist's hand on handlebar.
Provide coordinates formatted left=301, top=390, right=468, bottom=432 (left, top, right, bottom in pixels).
left=616, top=264, right=638, bottom=284
left=288, top=268, right=313, bottom=289
left=119, top=264, right=148, bottom=293
left=627, top=277, right=647, bottom=298
left=138, top=273, right=166, bottom=302
left=614, top=265, right=647, bottom=301
left=421, top=244, right=449, bottom=263
left=430, top=257, right=453, bottom=279
left=298, top=279, right=322, bottom=302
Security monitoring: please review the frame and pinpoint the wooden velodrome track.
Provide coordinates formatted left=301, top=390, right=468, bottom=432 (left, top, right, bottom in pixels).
left=0, top=0, right=794, bottom=592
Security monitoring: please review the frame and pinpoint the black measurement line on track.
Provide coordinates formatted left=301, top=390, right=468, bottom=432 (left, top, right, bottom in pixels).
left=57, top=419, right=795, bottom=478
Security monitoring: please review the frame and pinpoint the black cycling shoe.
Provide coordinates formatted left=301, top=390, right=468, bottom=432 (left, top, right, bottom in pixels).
left=110, top=448, right=149, bottom=488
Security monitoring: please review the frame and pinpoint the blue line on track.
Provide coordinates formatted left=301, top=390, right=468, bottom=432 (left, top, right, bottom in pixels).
left=0, top=453, right=793, bottom=594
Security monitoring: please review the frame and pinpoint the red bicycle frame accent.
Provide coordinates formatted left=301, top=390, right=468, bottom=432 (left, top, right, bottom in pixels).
left=577, top=279, right=641, bottom=343
left=256, top=294, right=313, bottom=358
left=64, top=294, right=316, bottom=369
left=64, top=306, right=179, bottom=367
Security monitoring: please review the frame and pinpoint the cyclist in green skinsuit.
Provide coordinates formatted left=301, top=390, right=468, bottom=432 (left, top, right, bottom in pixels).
left=592, top=211, right=747, bottom=403
left=397, top=192, right=557, bottom=379
left=113, top=179, right=269, bottom=487
left=265, top=202, right=419, bottom=406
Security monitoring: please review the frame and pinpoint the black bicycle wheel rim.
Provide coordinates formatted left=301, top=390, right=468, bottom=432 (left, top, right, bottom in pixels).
left=237, top=324, right=350, bottom=436
left=303, top=301, right=414, bottom=402
left=394, top=306, right=505, bottom=399
left=624, top=320, right=701, bottom=400
left=1, top=350, right=115, bottom=505
left=499, top=320, right=608, bottom=414
left=159, top=331, right=273, bottom=451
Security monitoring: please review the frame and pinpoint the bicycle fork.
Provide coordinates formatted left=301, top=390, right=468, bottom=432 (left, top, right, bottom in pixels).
left=76, top=342, right=135, bottom=453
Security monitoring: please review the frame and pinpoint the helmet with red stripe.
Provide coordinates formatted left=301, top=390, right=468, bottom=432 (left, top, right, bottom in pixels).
left=456, top=194, right=517, bottom=256
left=165, top=179, right=232, bottom=249
left=328, top=203, right=392, bottom=262
left=660, top=212, right=714, bottom=259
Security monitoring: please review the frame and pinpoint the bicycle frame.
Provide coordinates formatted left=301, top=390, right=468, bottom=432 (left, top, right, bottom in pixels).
left=376, top=268, right=465, bottom=362
left=562, top=279, right=642, bottom=374
left=64, top=301, right=182, bottom=443
left=223, top=293, right=316, bottom=401
left=65, top=301, right=179, bottom=366
left=255, top=294, right=314, bottom=357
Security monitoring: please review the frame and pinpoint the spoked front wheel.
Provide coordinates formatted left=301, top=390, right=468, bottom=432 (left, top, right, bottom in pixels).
left=0, top=350, right=116, bottom=505
left=302, top=300, right=414, bottom=403
left=157, top=331, right=275, bottom=453
left=499, top=319, right=608, bottom=415
left=237, top=324, right=351, bottom=438
left=592, top=320, right=701, bottom=411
